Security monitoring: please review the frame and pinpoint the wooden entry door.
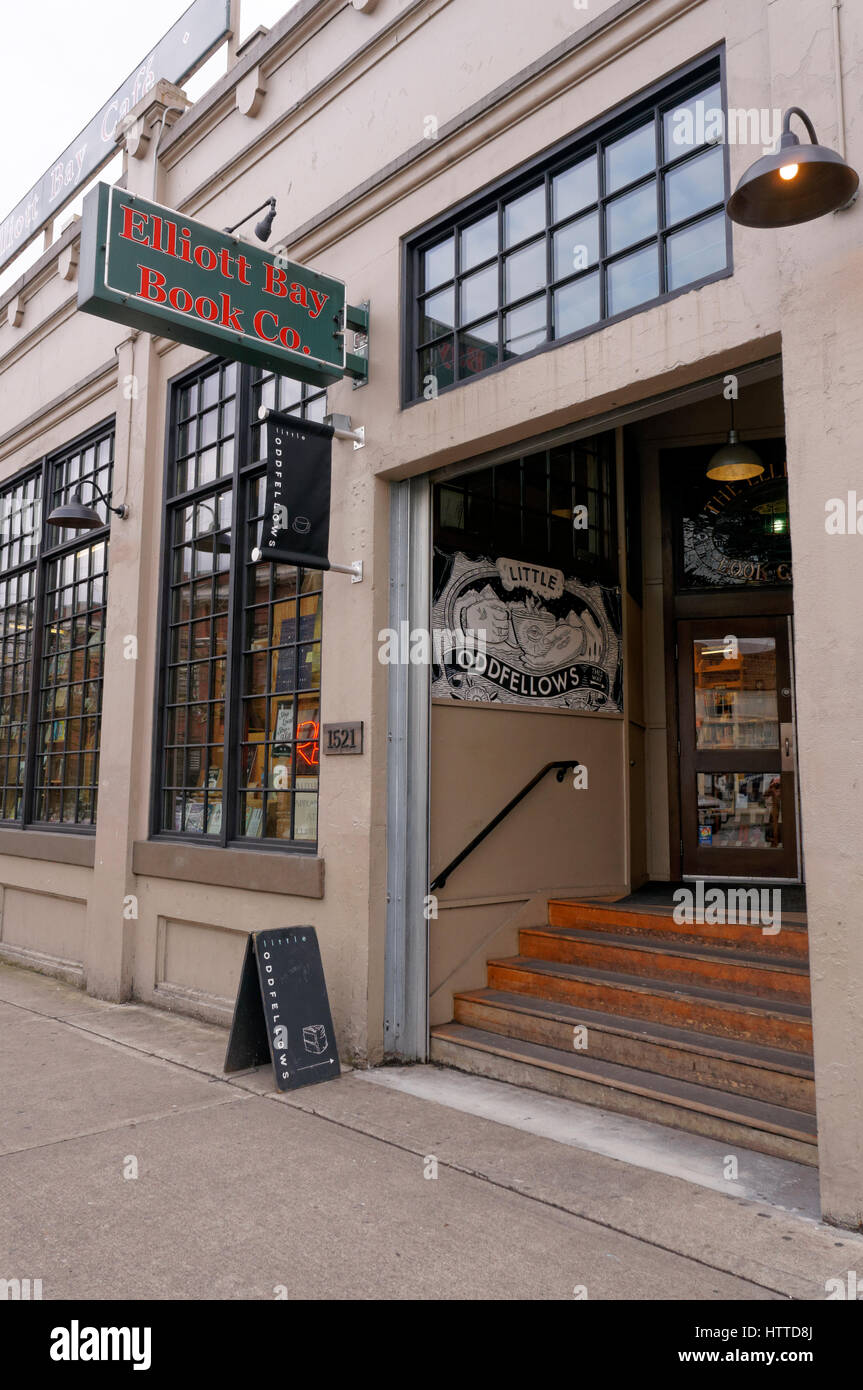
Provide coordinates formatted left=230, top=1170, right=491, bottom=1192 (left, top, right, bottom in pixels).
left=677, top=616, right=799, bottom=879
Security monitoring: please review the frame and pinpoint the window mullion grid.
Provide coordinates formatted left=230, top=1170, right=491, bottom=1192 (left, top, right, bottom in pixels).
left=545, top=450, right=552, bottom=556
left=544, top=170, right=553, bottom=343
left=655, top=107, right=667, bottom=296
left=451, top=223, right=461, bottom=386
left=36, top=479, right=110, bottom=829
left=413, top=257, right=422, bottom=399
left=20, top=458, right=49, bottom=827
left=665, top=199, right=726, bottom=240
left=154, top=393, right=179, bottom=837
left=496, top=199, right=504, bottom=367
left=289, top=576, right=300, bottom=843
left=597, top=138, right=609, bottom=320
left=518, top=457, right=525, bottom=554
left=408, top=61, right=724, bottom=401
left=223, top=362, right=251, bottom=846
left=570, top=448, right=577, bottom=567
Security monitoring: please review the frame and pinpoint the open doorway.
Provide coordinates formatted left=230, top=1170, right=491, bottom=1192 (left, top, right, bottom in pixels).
left=627, top=371, right=802, bottom=886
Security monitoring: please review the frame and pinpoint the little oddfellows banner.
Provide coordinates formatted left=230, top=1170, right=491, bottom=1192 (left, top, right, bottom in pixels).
left=256, top=412, right=334, bottom=569
left=78, top=183, right=347, bottom=386
left=431, top=550, right=623, bottom=710
left=0, top=0, right=230, bottom=272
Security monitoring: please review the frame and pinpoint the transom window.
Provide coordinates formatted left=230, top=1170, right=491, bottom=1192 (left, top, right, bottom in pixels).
left=156, top=359, right=327, bottom=847
left=434, top=431, right=617, bottom=586
left=0, top=426, right=113, bottom=828
left=407, top=56, right=728, bottom=401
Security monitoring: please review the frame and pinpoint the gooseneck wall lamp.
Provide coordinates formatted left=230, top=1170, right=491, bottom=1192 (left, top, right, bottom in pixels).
left=222, top=197, right=278, bottom=243
left=46, top=481, right=128, bottom=531
left=727, top=106, right=859, bottom=228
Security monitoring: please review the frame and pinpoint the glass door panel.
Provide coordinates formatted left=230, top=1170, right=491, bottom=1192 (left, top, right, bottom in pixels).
left=678, top=617, right=798, bottom=879
left=696, top=771, right=783, bottom=851
left=693, top=637, right=779, bottom=750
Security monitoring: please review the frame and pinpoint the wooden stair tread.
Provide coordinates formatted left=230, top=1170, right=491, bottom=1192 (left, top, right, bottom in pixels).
left=549, top=897, right=808, bottom=931
left=431, top=1022, right=817, bottom=1143
left=490, top=955, right=813, bottom=1019
left=455, top=988, right=815, bottom=1077
left=524, top=926, right=809, bottom=974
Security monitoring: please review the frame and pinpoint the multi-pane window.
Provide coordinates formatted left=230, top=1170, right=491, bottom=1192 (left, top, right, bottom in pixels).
left=0, top=474, right=41, bottom=819
left=157, top=359, right=326, bottom=847
left=434, top=432, right=617, bottom=585
left=408, top=57, right=728, bottom=401
left=0, top=426, right=113, bottom=829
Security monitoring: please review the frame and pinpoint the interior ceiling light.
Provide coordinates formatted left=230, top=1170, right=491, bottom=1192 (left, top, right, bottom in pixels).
left=706, top=398, right=764, bottom=482
left=727, top=107, right=859, bottom=228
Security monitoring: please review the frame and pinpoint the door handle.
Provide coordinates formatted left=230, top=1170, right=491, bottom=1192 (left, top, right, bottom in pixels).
left=780, top=722, right=795, bottom=771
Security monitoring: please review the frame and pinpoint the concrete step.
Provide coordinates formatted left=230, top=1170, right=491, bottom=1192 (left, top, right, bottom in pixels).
left=430, top=1022, right=818, bottom=1166
left=547, top=898, right=808, bottom=960
left=453, top=987, right=815, bottom=1112
left=486, top=956, right=813, bottom=1053
left=520, top=927, right=810, bottom=1003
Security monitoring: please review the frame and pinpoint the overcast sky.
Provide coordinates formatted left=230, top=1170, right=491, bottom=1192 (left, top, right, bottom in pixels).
left=1, top=0, right=296, bottom=210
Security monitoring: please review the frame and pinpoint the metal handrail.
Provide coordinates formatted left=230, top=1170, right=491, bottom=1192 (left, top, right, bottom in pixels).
left=430, top=759, right=580, bottom=891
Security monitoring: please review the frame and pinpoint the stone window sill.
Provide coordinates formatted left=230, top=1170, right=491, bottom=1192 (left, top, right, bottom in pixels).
left=0, top=827, right=95, bottom=867
left=132, top=839, right=324, bottom=897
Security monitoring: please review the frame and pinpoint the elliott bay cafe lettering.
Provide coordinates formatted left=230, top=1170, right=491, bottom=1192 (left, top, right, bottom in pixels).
left=79, top=184, right=348, bottom=387
left=0, top=0, right=231, bottom=272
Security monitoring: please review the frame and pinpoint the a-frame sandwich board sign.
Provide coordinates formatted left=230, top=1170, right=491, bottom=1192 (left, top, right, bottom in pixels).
left=224, top=928, right=340, bottom=1092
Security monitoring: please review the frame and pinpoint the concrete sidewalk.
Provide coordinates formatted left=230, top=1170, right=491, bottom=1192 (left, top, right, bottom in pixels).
left=1, top=962, right=860, bottom=1301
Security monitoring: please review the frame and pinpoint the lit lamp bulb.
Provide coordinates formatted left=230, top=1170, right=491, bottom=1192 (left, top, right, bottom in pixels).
left=779, top=163, right=799, bottom=181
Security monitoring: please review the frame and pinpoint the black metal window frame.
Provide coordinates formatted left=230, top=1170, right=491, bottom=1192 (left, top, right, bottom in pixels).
left=434, top=430, right=618, bottom=588
left=152, top=355, right=328, bottom=853
left=0, top=419, right=115, bottom=834
left=402, top=48, right=730, bottom=405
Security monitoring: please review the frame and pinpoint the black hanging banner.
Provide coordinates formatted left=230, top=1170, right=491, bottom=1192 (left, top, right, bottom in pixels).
left=224, top=928, right=341, bottom=1092
left=257, top=411, right=334, bottom=569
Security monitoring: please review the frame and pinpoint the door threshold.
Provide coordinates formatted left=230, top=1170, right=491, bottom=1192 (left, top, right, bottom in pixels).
left=682, top=875, right=803, bottom=886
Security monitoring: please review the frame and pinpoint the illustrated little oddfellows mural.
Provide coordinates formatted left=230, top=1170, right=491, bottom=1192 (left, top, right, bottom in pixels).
left=432, top=551, right=623, bottom=710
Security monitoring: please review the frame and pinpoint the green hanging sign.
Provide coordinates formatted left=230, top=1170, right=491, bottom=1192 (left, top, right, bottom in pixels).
left=78, top=183, right=368, bottom=386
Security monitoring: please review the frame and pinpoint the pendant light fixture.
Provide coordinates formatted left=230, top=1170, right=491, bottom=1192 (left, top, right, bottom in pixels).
left=726, top=107, right=859, bottom=228
left=706, top=399, right=764, bottom=482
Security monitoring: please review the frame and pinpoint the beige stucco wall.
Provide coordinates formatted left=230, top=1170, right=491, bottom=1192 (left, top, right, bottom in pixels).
left=769, top=0, right=863, bottom=1230
left=1, top=0, right=862, bottom=1221
left=429, top=701, right=628, bottom=1020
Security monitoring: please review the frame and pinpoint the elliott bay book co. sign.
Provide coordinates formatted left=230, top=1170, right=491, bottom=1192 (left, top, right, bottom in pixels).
left=78, top=182, right=368, bottom=388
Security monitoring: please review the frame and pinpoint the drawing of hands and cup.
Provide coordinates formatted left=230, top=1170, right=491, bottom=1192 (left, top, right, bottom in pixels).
left=508, top=594, right=606, bottom=669
left=457, top=588, right=607, bottom=670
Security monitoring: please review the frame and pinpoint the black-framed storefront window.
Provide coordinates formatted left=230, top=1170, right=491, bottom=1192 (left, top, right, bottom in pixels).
left=405, top=52, right=728, bottom=402
left=155, top=358, right=327, bottom=848
left=434, top=431, right=618, bottom=587
left=0, top=424, right=114, bottom=829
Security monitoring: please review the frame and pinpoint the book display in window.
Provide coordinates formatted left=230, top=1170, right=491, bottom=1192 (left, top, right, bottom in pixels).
left=273, top=701, right=294, bottom=756
left=184, top=799, right=205, bottom=833
left=274, top=611, right=318, bottom=692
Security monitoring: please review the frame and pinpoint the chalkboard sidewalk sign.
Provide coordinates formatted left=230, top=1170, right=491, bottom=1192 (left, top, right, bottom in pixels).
left=224, top=928, right=341, bottom=1091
